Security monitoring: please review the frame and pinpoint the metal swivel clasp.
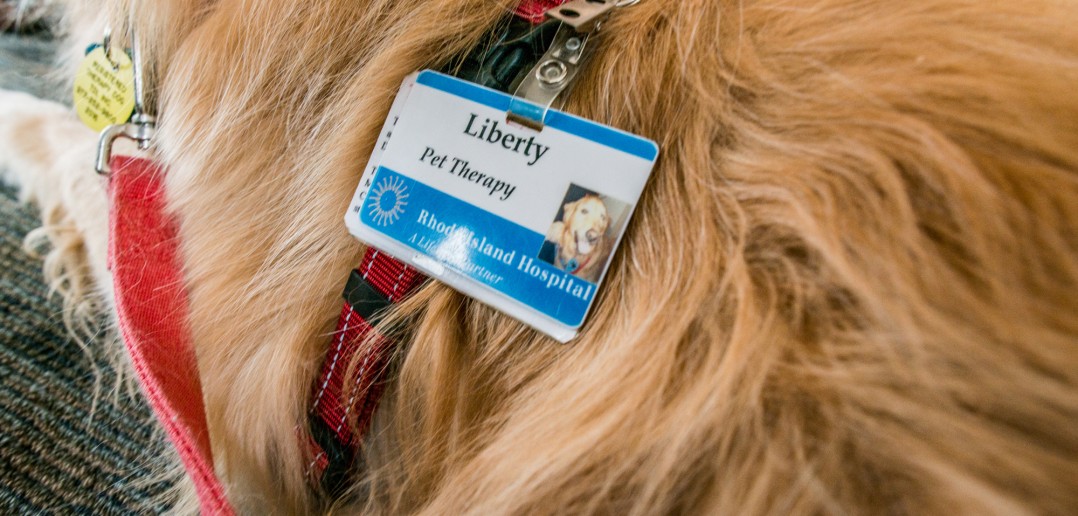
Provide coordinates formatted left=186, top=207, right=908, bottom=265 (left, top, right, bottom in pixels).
left=94, top=24, right=156, bottom=175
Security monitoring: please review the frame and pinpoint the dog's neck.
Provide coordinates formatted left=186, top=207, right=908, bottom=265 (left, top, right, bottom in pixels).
left=556, top=239, right=596, bottom=273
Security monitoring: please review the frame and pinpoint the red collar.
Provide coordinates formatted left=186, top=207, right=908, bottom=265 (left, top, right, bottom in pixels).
left=556, top=242, right=597, bottom=274
left=107, top=156, right=233, bottom=515
left=513, top=0, right=570, bottom=23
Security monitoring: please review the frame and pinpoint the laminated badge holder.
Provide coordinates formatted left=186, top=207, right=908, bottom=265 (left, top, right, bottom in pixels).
left=92, top=0, right=629, bottom=512
left=309, top=0, right=637, bottom=495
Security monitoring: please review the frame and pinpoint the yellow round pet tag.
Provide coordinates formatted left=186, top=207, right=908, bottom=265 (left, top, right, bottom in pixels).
left=72, top=45, right=136, bottom=133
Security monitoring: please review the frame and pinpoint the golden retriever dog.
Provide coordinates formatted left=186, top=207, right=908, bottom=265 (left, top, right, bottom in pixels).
left=545, top=194, right=611, bottom=283
left=2, top=0, right=1077, bottom=513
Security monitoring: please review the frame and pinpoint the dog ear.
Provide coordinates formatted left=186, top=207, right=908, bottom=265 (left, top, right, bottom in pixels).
left=562, top=199, right=579, bottom=222
left=546, top=221, right=565, bottom=243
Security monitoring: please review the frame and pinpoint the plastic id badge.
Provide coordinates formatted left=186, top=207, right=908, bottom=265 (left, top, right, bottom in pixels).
left=346, top=70, right=658, bottom=342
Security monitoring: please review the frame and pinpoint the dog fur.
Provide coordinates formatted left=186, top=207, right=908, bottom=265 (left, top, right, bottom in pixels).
left=2, top=0, right=1078, bottom=513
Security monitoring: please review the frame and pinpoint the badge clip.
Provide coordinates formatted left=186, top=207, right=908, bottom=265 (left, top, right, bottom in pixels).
left=506, top=0, right=621, bottom=130
left=545, top=0, right=619, bottom=33
left=95, top=26, right=156, bottom=175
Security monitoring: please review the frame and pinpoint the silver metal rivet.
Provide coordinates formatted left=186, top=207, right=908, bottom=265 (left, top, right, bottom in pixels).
left=536, top=60, right=568, bottom=85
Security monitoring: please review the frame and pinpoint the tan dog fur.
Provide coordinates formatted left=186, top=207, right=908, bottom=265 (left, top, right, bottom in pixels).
left=1, top=0, right=1078, bottom=513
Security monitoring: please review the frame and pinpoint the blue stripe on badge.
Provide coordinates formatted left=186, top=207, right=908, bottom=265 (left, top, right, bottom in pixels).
left=416, top=70, right=659, bottom=162
left=360, top=167, right=595, bottom=327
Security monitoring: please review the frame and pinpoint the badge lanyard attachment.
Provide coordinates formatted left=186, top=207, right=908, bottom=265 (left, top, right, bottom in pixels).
left=95, top=25, right=156, bottom=175
left=506, top=0, right=634, bottom=130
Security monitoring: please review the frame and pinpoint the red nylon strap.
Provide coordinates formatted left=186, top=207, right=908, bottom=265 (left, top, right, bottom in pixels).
left=513, top=0, right=568, bottom=24
left=108, top=156, right=234, bottom=515
left=307, top=248, right=425, bottom=483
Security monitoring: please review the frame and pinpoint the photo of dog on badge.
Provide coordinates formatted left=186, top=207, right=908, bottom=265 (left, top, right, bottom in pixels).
left=539, top=184, right=631, bottom=284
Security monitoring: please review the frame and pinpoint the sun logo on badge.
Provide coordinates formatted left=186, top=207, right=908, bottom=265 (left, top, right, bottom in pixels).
left=367, top=176, right=409, bottom=226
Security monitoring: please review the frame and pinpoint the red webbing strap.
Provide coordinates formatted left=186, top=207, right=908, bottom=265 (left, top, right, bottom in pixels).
left=307, top=248, right=425, bottom=487
left=311, top=304, right=388, bottom=447
left=513, top=0, right=569, bottom=23
left=108, top=156, right=234, bottom=515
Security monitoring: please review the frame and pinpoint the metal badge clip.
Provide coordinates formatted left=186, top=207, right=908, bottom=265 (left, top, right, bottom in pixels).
left=95, top=25, right=156, bottom=175
left=545, top=0, right=618, bottom=33
left=506, top=0, right=621, bottom=130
